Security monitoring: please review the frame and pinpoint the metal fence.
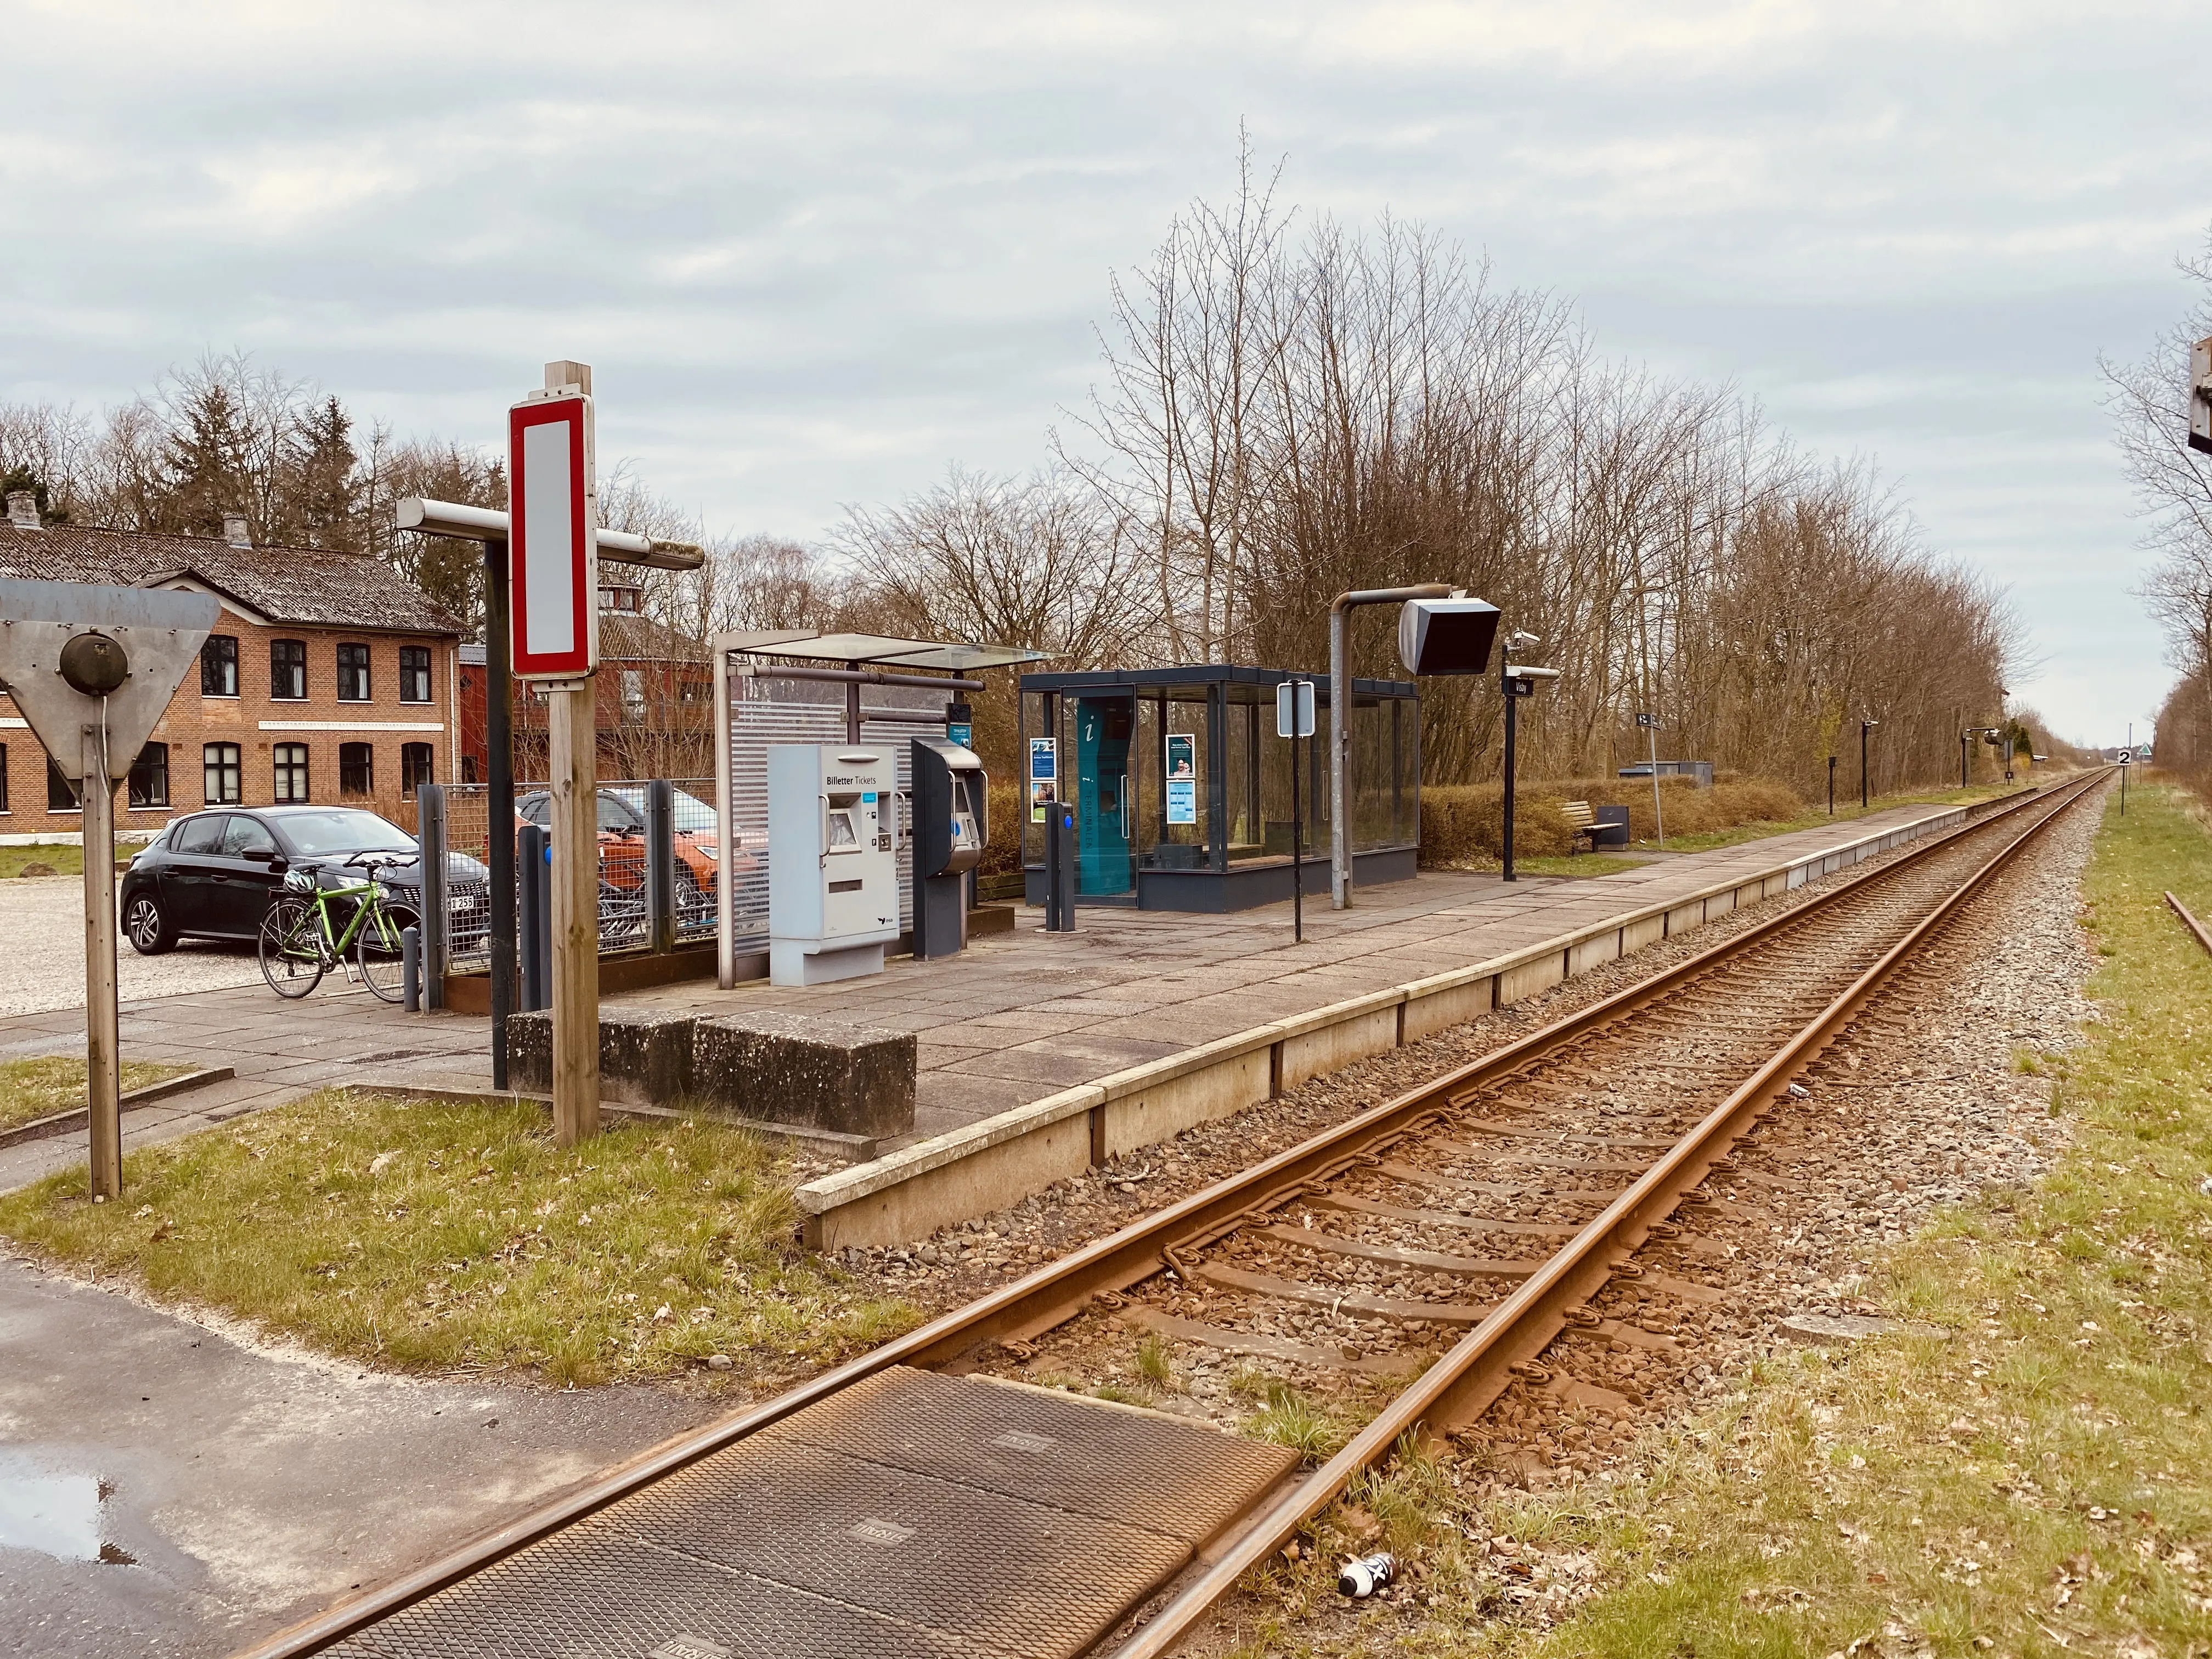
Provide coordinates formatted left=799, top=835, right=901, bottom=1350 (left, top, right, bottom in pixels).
left=407, top=776, right=724, bottom=973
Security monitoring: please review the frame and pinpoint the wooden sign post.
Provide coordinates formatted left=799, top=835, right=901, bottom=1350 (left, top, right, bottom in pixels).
left=509, top=361, right=601, bottom=1146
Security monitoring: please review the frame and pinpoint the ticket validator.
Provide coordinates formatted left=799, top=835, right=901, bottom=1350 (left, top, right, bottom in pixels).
left=910, top=736, right=988, bottom=960
left=767, top=744, right=900, bottom=985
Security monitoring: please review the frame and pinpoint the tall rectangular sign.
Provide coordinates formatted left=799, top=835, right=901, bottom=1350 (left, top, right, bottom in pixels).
left=509, top=393, right=597, bottom=679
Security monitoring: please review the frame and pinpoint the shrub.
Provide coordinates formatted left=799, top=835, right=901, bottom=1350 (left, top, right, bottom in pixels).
left=1419, top=774, right=1804, bottom=865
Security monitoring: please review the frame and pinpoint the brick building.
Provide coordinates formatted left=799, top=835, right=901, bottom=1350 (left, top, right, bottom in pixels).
left=0, top=494, right=464, bottom=842
left=458, top=579, right=713, bottom=786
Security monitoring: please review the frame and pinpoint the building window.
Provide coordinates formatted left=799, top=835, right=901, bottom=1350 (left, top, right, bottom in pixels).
left=400, top=742, right=433, bottom=796
left=204, top=743, right=241, bottom=805
left=270, top=639, right=307, bottom=700
left=461, top=755, right=479, bottom=785
left=128, top=743, right=169, bottom=809
left=336, top=642, right=371, bottom=702
left=47, top=752, right=80, bottom=811
left=399, top=645, right=432, bottom=703
left=620, top=669, right=646, bottom=725
left=338, top=742, right=373, bottom=796
left=201, top=634, right=239, bottom=697
left=274, top=743, right=311, bottom=803
left=0, top=743, right=8, bottom=811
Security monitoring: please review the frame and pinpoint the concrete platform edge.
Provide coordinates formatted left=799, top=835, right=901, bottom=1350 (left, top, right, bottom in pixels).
left=792, top=802, right=1974, bottom=1249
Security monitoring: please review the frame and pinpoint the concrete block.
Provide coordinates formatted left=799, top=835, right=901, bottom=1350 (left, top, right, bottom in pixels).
left=1621, top=913, right=1666, bottom=955
left=1279, top=1004, right=1399, bottom=1092
left=1666, top=900, right=1703, bottom=938
left=692, top=1011, right=915, bottom=1138
left=805, top=1113, right=1090, bottom=1251
left=503, top=1006, right=694, bottom=1106
left=1101, top=1045, right=1271, bottom=1159
left=1497, top=951, right=1565, bottom=1007
left=1705, top=888, right=1737, bottom=919
left=1566, top=929, right=1620, bottom=978
left=1401, top=975, right=1493, bottom=1041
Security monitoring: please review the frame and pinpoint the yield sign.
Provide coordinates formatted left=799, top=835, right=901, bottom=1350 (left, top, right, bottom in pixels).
left=509, top=392, right=597, bottom=680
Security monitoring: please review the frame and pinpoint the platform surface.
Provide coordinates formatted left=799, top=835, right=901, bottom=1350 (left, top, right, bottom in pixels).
left=0, top=799, right=1969, bottom=1190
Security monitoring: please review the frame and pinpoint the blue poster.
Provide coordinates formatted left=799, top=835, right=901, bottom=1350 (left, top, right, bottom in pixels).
left=1165, top=733, right=1197, bottom=825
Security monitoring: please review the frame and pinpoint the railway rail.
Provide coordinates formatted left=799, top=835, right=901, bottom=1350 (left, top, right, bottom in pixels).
left=239, top=769, right=2108, bottom=1659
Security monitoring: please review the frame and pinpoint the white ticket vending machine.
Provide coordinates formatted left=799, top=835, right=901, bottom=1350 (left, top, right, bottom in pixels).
left=767, top=744, right=901, bottom=986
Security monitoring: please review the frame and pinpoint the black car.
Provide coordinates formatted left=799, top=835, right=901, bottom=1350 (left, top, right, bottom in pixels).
left=120, top=805, right=486, bottom=953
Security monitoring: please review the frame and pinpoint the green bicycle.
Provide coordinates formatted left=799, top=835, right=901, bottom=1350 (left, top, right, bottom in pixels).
left=257, top=852, right=419, bottom=1001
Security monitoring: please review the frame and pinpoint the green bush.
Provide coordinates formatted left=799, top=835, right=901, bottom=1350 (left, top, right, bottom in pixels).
left=1420, top=774, right=1803, bottom=865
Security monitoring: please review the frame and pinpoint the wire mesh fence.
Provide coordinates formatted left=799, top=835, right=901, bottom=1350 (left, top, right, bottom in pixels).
left=420, top=776, right=725, bottom=969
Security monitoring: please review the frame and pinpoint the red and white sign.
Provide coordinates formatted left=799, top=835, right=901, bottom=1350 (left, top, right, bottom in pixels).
left=508, top=394, right=597, bottom=679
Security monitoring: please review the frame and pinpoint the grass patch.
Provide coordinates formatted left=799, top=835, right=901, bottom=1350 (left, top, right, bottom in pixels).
left=0, top=842, right=85, bottom=878
left=1463, top=855, right=1655, bottom=880
left=0, top=1056, right=194, bottom=1132
left=0, top=1090, right=919, bottom=1387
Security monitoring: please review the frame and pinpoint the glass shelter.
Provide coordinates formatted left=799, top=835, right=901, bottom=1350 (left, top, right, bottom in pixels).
left=1019, top=664, right=1420, bottom=912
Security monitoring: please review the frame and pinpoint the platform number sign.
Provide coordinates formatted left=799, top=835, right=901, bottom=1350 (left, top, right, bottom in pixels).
left=509, top=391, right=598, bottom=680
left=1635, top=712, right=1659, bottom=729
left=1276, top=679, right=1316, bottom=738
left=2192, top=335, right=2212, bottom=455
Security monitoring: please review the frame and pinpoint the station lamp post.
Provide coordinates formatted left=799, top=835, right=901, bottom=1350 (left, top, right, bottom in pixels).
left=1961, top=726, right=1999, bottom=788
left=1499, top=631, right=1560, bottom=882
left=1860, top=717, right=1879, bottom=811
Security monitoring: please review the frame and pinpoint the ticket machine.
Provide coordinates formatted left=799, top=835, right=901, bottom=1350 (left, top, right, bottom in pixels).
left=910, top=736, right=988, bottom=960
left=767, top=744, right=900, bottom=986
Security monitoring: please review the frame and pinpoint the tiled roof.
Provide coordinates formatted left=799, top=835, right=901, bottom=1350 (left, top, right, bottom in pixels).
left=601, top=611, right=707, bottom=663
left=0, top=523, right=463, bottom=635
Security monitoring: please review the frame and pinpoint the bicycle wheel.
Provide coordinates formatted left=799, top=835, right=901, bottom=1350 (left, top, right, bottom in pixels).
left=355, top=902, right=418, bottom=1003
left=258, top=896, right=325, bottom=999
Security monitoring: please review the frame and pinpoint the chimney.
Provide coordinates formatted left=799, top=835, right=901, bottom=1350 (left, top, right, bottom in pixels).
left=223, top=513, right=252, bottom=549
left=4, top=490, right=39, bottom=531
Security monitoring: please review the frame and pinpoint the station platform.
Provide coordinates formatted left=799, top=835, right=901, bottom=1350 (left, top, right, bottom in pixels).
left=0, top=798, right=1987, bottom=1217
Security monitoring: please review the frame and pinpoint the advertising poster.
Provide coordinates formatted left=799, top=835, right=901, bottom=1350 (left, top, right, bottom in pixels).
left=1165, top=733, right=1197, bottom=825
left=1028, top=737, right=1057, bottom=823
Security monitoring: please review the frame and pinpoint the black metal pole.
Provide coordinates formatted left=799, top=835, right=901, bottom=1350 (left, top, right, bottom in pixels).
left=1827, top=755, right=1835, bottom=816
left=1860, top=724, right=1870, bottom=811
left=1960, top=733, right=1968, bottom=789
left=485, top=540, right=516, bottom=1088
left=1502, top=687, right=1518, bottom=883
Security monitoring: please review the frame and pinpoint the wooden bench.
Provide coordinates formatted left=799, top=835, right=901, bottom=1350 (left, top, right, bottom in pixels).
left=1555, top=800, right=1604, bottom=854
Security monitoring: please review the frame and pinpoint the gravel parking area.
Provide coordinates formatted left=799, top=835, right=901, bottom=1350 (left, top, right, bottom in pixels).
left=0, top=877, right=265, bottom=1018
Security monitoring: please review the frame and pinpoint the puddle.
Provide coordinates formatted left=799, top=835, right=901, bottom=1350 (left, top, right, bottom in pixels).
left=0, top=1461, right=134, bottom=1564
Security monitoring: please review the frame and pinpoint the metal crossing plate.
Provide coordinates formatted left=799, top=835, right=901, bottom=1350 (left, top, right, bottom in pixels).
left=759, top=1367, right=1297, bottom=1544
left=325, top=1528, right=966, bottom=1658
left=318, top=1367, right=1294, bottom=1659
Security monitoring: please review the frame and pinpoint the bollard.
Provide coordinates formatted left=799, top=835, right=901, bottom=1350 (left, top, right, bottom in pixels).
left=1045, top=805, right=1077, bottom=932
left=646, top=777, right=675, bottom=955
left=417, top=782, right=448, bottom=1008
left=400, top=925, right=421, bottom=1012
left=518, top=822, right=547, bottom=1014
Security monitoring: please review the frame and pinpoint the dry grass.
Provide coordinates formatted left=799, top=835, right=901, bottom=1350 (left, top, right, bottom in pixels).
left=1423, top=775, right=1805, bottom=863
left=0, top=1090, right=919, bottom=1389
left=1222, top=781, right=2211, bottom=1658
left=0, top=1056, right=194, bottom=1133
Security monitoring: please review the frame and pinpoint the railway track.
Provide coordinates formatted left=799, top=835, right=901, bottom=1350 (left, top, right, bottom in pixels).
left=240, top=769, right=2107, bottom=1659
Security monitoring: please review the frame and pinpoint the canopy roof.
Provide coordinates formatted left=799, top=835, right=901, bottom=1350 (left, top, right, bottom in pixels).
left=720, top=630, right=1048, bottom=673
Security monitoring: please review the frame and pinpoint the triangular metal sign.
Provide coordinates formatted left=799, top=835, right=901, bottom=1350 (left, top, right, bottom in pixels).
left=0, top=578, right=219, bottom=779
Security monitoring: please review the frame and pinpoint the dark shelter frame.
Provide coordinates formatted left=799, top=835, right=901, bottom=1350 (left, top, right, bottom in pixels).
left=1019, top=664, right=1419, bottom=913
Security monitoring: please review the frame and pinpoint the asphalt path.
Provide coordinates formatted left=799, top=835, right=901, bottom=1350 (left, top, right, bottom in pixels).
left=0, top=1254, right=715, bottom=1658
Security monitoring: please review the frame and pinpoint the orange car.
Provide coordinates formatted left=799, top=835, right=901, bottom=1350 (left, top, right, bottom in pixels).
left=514, top=788, right=749, bottom=911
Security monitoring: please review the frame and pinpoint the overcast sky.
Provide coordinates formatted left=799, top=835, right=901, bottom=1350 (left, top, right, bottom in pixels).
left=5, top=1, right=2208, bottom=742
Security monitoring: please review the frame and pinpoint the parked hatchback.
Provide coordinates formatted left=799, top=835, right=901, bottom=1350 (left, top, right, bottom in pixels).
left=120, top=806, right=485, bottom=953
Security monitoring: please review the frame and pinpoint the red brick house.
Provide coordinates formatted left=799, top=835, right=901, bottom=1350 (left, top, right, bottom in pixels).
left=458, top=579, right=713, bottom=785
left=0, top=496, right=464, bottom=842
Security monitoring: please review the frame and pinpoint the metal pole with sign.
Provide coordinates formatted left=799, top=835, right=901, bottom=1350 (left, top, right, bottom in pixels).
left=0, top=579, right=215, bottom=1199
left=510, top=362, right=601, bottom=1147
left=1278, top=678, right=1314, bottom=943
left=1637, top=711, right=1664, bottom=849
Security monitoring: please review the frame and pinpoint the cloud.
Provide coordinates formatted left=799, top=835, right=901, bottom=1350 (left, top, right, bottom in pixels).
left=3, top=0, right=2207, bottom=737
